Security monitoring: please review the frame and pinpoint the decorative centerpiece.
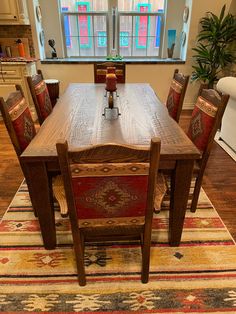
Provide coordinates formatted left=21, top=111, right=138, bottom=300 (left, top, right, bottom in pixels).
left=103, top=71, right=120, bottom=119
left=105, top=73, right=117, bottom=95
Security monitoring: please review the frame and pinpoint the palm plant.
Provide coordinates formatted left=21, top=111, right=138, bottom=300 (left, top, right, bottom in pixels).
left=191, top=5, right=236, bottom=88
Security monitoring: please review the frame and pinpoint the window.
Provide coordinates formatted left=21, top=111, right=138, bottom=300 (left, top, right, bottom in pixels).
left=60, top=0, right=166, bottom=58
left=60, top=0, right=108, bottom=57
left=118, top=0, right=165, bottom=57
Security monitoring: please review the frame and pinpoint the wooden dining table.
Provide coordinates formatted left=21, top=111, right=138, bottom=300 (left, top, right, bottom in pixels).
left=20, top=83, right=200, bottom=250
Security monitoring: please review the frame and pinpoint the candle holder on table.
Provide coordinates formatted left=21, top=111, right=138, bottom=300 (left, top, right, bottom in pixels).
left=103, top=73, right=121, bottom=119
left=104, top=72, right=118, bottom=97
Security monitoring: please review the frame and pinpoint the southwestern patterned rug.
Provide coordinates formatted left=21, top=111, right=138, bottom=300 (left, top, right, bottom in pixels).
left=0, top=181, right=236, bottom=313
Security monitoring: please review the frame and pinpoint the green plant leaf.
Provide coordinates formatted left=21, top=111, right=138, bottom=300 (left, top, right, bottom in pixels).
left=191, top=4, right=236, bottom=84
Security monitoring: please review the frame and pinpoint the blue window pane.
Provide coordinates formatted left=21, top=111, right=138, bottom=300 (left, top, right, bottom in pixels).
left=62, top=7, right=71, bottom=47
left=120, top=31, right=129, bottom=47
left=97, top=31, right=107, bottom=47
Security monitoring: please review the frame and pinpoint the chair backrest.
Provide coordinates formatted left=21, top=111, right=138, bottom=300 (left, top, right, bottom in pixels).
left=94, top=62, right=126, bottom=83
left=56, top=139, right=160, bottom=231
left=166, top=69, right=189, bottom=122
left=0, top=85, right=36, bottom=157
left=187, top=89, right=229, bottom=156
left=27, top=70, right=52, bottom=125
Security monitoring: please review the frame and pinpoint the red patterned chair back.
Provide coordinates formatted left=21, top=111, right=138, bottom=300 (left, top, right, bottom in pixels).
left=56, top=139, right=161, bottom=285
left=94, top=62, right=126, bottom=83
left=187, top=89, right=229, bottom=153
left=0, top=85, right=36, bottom=157
left=27, top=70, right=52, bottom=125
left=166, top=69, right=189, bottom=122
left=107, top=67, right=116, bottom=74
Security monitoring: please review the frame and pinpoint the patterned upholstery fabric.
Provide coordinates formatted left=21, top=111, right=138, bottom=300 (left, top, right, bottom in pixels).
left=95, top=63, right=125, bottom=83
left=166, top=79, right=183, bottom=120
left=187, top=96, right=218, bottom=152
left=107, top=67, right=116, bottom=74
left=8, top=94, right=36, bottom=151
left=70, top=163, right=149, bottom=227
left=34, top=80, right=52, bottom=120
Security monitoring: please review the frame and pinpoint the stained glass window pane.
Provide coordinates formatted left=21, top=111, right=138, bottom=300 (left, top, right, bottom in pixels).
left=118, top=0, right=165, bottom=12
left=60, top=0, right=108, bottom=11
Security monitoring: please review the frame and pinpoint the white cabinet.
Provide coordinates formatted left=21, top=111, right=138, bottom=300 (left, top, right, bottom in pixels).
left=0, top=62, right=37, bottom=121
left=0, top=0, right=29, bottom=25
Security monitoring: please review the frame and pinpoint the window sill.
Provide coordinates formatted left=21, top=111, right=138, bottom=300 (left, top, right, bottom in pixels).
left=40, top=57, right=185, bottom=65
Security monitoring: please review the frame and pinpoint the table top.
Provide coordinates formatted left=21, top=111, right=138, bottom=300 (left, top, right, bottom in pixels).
left=21, top=83, right=200, bottom=160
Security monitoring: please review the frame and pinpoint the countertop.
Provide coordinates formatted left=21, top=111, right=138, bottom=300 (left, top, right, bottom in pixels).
left=0, top=57, right=38, bottom=64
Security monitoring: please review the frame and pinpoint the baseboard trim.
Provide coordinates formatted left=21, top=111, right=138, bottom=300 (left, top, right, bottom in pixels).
left=183, top=103, right=194, bottom=110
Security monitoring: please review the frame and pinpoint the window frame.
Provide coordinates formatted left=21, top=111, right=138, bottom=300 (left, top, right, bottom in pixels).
left=60, top=10, right=109, bottom=58
left=117, top=11, right=165, bottom=58
left=58, top=0, right=171, bottom=60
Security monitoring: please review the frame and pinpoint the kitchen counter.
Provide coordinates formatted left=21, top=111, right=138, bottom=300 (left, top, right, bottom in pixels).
left=0, top=59, right=37, bottom=120
left=0, top=57, right=38, bottom=64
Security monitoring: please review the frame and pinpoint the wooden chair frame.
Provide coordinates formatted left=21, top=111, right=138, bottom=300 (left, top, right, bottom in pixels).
left=27, top=70, right=52, bottom=125
left=94, top=61, right=126, bottom=83
left=56, top=138, right=161, bottom=286
left=190, top=89, right=229, bottom=213
left=0, top=85, right=65, bottom=218
left=0, top=85, right=39, bottom=216
left=167, top=69, right=189, bottom=123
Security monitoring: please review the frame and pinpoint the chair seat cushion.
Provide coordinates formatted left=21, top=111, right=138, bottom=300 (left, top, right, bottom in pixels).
left=154, top=172, right=168, bottom=213
left=52, top=175, right=68, bottom=217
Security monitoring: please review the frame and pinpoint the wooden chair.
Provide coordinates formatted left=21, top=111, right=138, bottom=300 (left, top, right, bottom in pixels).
left=94, top=61, right=126, bottom=83
left=0, top=85, right=67, bottom=218
left=56, top=138, right=161, bottom=286
left=187, top=89, right=229, bottom=213
left=0, top=86, right=38, bottom=215
left=166, top=69, right=189, bottom=123
left=27, top=70, right=53, bottom=125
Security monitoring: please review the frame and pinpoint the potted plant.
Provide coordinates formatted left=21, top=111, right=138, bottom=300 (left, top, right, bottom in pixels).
left=191, top=5, right=236, bottom=88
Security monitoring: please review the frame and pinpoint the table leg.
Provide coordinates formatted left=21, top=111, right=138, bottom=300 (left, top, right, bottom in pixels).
left=169, top=159, right=194, bottom=246
left=22, top=161, right=56, bottom=249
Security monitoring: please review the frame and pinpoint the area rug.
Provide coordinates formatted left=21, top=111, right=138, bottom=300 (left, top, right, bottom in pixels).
left=0, top=181, right=236, bottom=313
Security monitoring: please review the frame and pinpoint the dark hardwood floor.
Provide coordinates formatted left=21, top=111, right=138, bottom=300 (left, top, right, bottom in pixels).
left=0, top=111, right=236, bottom=241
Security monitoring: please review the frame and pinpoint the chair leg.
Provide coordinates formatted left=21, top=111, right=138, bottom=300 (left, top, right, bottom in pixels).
left=141, top=232, right=151, bottom=283
left=73, top=233, right=86, bottom=286
left=190, top=173, right=204, bottom=213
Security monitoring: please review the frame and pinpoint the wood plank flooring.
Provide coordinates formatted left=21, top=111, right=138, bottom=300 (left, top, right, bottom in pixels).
left=0, top=111, right=236, bottom=241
